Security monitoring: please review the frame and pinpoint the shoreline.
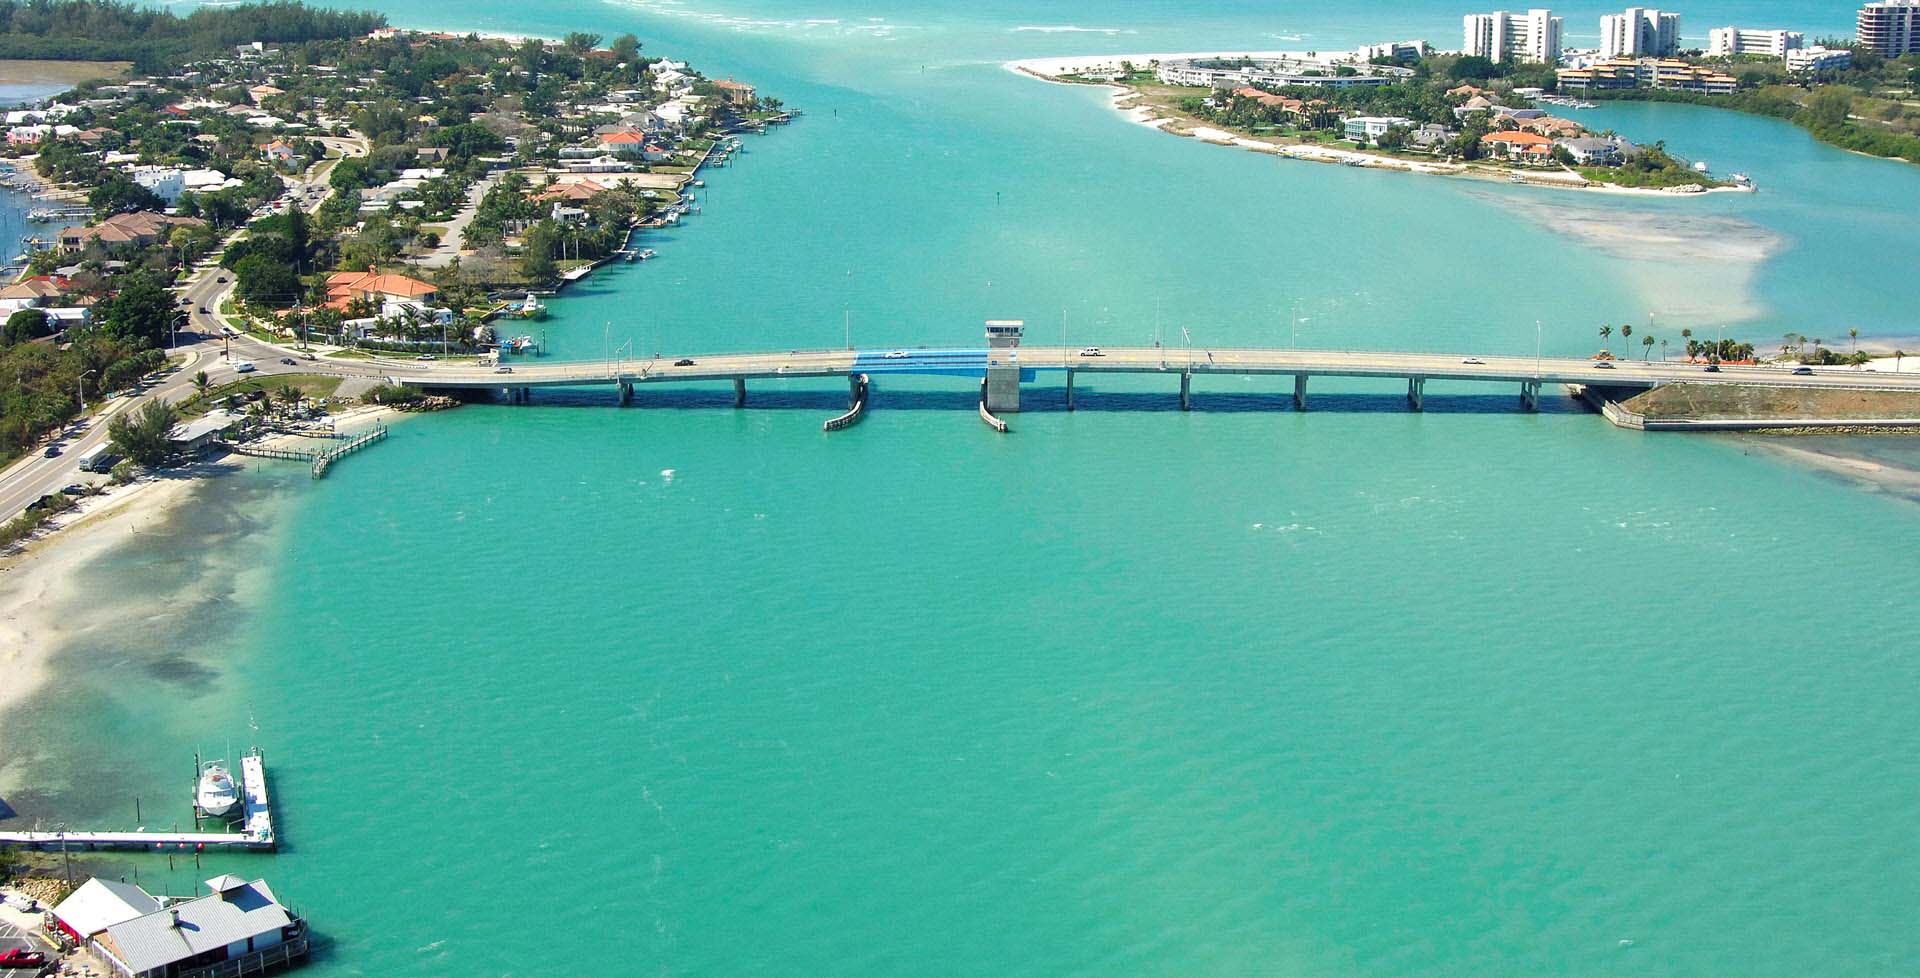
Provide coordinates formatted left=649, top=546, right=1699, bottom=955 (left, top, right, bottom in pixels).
left=0, top=404, right=400, bottom=722
left=1006, top=55, right=1756, bottom=199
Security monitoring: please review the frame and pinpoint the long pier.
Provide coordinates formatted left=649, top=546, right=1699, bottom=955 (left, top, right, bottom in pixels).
left=0, top=749, right=277, bottom=852
left=390, top=345, right=1920, bottom=410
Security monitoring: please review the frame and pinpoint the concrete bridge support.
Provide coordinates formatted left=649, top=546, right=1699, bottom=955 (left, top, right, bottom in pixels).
left=1293, top=374, right=1308, bottom=411
left=848, top=373, right=863, bottom=408
left=1407, top=377, right=1426, bottom=412
left=1520, top=380, right=1540, bottom=412
left=734, top=377, right=747, bottom=408
left=617, top=381, right=633, bottom=406
left=1065, top=369, right=1075, bottom=411
left=1180, top=371, right=1192, bottom=411
left=504, top=387, right=531, bottom=405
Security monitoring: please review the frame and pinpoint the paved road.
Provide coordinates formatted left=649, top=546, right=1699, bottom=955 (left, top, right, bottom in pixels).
left=383, top=346, right=1920, bottom=393
left=417, top=172, right=499, bottom=269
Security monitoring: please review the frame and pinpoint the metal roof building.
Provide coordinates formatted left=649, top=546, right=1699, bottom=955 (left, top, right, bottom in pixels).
left=51, top=878, right=164, bottom=942
left=94, top=876, right=303, bottom=978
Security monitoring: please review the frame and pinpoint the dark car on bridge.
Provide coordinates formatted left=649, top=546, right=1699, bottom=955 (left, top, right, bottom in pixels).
left=674, top=358, right=696, bottom=367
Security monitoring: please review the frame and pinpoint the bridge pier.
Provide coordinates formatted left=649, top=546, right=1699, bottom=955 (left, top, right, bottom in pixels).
left=1520, top=380, right=1540, bottom=412
left=617, top=381, right=633, bottom=406
left=1180, top=371, right=1192, bottom=411
left=1065, top=369, right=1075, bottom=411
left=1407, top=377, right=1425, bottom=412
left=1293, top=374, right=1308, bottom=411
left=734, top=377, right=747, bottom=408
left=848, top=373, right=863, bottom=408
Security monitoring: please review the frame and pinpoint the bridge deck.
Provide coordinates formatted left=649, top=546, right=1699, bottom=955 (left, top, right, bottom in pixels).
left=388, top=347, right=1920, bottom=394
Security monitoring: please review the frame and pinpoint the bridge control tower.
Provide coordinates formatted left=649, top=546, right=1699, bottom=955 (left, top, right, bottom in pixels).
left=984, top=320, right=1024, bottom=413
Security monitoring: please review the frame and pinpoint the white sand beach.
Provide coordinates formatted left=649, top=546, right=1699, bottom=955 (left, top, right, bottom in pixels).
left=0, top=403, right=399, bottom=721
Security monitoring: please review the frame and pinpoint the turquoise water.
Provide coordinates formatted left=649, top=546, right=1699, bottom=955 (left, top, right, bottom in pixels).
left=10, top=1, right=1920, bottom=974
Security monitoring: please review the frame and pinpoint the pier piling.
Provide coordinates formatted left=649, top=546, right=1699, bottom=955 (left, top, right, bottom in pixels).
left=1294, top=374, right=1309, bottom=411
left=734, top=377, right=747, bottom=407
left=1407, top=377, right=1426, bottom=412
left=1521, top=380, right=1540, bottom=412
left=1180, top=371, right=1192, bottom=411
left=1065, top=369, right=1075, bottom=411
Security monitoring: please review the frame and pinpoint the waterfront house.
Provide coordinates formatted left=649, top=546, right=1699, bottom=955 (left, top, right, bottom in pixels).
left=0, top=276, right=70, bottom=313
left=324, top=269, right=439, bottom=309
left=1555, top=135, right=1625, bottom=164
left=57, top=212, right=205, bottom=250
left=713, top=79, right=756, bottom=106
left=1408, top=124, right=1454, bottom=151
left=93, top=875, right=305, bottom=978
left=50, top=878, right=163, bottom=944
left=1482, top=129, right=1556, bottom=161
left=1343, top=115, right=1414, bottom=141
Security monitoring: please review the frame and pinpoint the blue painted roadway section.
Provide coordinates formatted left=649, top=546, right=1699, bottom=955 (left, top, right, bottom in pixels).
left=849, top=348, right=1037, bottom=380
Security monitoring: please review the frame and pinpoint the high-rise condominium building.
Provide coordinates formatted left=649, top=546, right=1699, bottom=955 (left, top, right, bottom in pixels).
left=1462, top=9, right=1564, bottom=64
left=1857, top=1, right=1920, bottom=56
left=1600, top=7, right=1683, bottom=58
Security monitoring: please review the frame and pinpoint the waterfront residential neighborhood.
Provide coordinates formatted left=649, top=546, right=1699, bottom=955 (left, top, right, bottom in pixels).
left=4, top=0, right=1920, bottom=976
left=1025, top=1, right=1919, bottom=181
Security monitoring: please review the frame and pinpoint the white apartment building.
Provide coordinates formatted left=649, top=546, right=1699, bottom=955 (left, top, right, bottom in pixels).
left=128, top=165, right=186, bottom=203
left=1785, top=45, right=1854, bottom=71
left=1462, top=9, right=1564, bottom=64
left=1856, top=1, right=1920, bottom=56
left=1706, top=26, right=1804, bottom=57
left=1600, top=7, right=1683, bottom=58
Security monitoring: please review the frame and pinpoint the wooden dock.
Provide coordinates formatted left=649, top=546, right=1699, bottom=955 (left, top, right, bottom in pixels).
left=0, top=749, right=277, bottom=852
left=227, top=423, right=387, bottom=479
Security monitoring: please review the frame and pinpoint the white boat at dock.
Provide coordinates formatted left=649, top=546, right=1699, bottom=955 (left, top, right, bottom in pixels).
left=514, top=294, right=547, bottom=320
left=638, top=248, right=657, bottom=260
left=196, top=761, right=240, bottom=818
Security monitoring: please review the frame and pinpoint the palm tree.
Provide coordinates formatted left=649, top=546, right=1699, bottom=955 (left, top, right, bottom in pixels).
left=1599, top=324, right=1612, bottom=349
left=1642, top=334, right=1655, bottom=359
left=1660, top=338, right=1669, bottom=361
left=1849, top=327, right=1858, bottom=354
left=192, top=370, right=209, bottom=395
left=1621, top=323, right=1633, bottom=351
left=1896, top=350, right=1906, bottom=374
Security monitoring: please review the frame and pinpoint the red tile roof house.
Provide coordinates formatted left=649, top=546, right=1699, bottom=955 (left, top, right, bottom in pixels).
left=597, top=130, right=647, bottom=154
left=57, top=211, right=205, bottom=250
left=324, top=269, right=438, bottom=310
left=1482, top=130, right=1556, bottom=163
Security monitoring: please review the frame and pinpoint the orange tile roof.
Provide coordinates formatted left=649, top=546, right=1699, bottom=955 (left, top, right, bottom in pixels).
left=1484, top=130, right=1553, bottom=146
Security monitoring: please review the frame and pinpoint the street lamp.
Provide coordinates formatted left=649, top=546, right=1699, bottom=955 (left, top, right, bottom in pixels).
left=79, top=369, right=97, bottom=413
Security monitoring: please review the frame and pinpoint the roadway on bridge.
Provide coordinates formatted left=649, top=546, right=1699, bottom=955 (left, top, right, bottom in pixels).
left=386, top=346, right=1920, bottom=393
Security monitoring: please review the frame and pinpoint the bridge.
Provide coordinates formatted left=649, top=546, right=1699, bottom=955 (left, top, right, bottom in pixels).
left=390, top=343, right=1920, bottom=414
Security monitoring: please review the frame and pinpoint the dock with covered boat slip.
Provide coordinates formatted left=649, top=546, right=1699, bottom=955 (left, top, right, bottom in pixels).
left=0, top=750, right=277, bottom=852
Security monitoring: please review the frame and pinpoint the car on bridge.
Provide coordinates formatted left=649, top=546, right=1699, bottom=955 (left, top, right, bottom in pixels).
left=1461, top=357, right=1484, bottom=365
left=883, top=350, right=910, bottom=359
left=1078, top=347, right=1104, bottom=357
left=1593, top=361, right=1615, bottom=369
left=1791, top=366, right=1814, bottom=375
left=674, top=358, right=696, bottom=367
left=495, top=365, right=514, bottom=374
